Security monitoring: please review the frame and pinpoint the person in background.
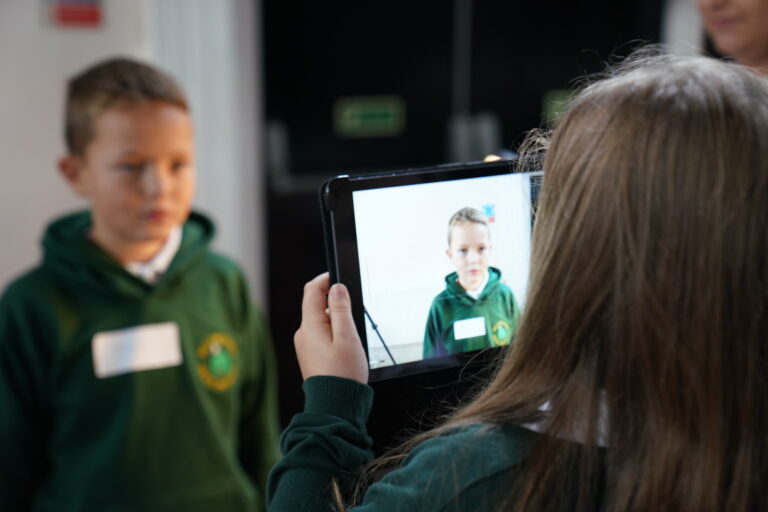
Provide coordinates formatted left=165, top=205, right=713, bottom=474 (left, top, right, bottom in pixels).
left=697, top=0, right=768, bottom=74
left=0, top=57, right=279, bottom=511
left=268, top=51, right=768, bottom=511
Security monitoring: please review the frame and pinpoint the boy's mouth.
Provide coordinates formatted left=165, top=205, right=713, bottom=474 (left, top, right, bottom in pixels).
left=144, top=209, right=168, bottom=222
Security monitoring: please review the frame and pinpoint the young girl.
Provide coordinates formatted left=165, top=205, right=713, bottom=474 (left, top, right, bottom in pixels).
left=268, top=52, right=768, bottom=511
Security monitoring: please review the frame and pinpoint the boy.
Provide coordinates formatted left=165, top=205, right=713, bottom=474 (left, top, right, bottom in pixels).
left=423, top=207, right=520, bottom=358
left=0, top=58, right=279, bottom=511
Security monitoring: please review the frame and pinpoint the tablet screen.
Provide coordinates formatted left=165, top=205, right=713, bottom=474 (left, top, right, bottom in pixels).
left=322, top=162, right=541, bottom=379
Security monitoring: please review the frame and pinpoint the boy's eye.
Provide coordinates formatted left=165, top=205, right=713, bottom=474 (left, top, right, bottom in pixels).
left=119, top=163, right=144, bottom=173
left=458, top=249, right=468, bottom=255
left=171, top=160, right=187, bottom=172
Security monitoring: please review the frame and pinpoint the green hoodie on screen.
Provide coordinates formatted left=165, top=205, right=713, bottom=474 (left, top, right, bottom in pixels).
left=423, top=267, right=520, bottom=358
left=0, top=211, right=279, bottom=512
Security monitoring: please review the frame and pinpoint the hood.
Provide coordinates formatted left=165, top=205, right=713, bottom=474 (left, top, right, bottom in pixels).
left=41, top=210, right=214, bottom=298
left=444, top=266, right=504, bottom=304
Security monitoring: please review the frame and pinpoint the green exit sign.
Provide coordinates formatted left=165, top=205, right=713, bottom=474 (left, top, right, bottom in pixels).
left=334, top=95, right=405, bottom=138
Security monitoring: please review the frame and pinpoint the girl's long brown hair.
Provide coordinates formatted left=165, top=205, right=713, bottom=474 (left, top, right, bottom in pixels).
left=350, top=51, right=768, bottom=511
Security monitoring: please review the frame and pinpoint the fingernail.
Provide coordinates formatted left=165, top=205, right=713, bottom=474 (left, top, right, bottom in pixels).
left=330, top=284, right=346, bottom=302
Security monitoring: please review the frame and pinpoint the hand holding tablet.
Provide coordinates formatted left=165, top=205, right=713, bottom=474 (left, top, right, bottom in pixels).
left=294, top=273, right=369, bottom=384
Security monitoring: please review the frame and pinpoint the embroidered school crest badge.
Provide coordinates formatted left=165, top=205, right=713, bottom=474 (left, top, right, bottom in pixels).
left=491, top=320, right=512, bottom=346
left=196, top=333, right=239, bottom=391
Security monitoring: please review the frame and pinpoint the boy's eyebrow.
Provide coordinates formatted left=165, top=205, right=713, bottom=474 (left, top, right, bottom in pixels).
left=113, top=148, right=192, bottom=160
left=115, top=152, right=145, bottom=160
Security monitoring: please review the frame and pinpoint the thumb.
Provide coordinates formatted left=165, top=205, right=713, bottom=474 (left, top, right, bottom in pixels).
left=328, top=283, right=358, bottom=343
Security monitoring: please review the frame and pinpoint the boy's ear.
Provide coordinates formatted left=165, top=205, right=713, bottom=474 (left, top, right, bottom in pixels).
left=58, top=155, right=89, bottom=197
left=445, top=247, right=452, bottom=259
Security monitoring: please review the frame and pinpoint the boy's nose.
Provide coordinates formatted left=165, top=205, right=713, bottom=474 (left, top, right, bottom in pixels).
left=141, top=166, right=172, bottom=197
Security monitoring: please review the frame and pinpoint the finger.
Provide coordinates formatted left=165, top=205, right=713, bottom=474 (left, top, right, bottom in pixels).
left=327, top=283, right=360, bottom=344
left=300, top=273, right=331, bottom=327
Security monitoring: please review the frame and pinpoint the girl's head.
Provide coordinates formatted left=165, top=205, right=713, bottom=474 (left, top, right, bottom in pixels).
left=455, top=52, right=768, bottom=510
left=529, top=51, right=768, bottom=409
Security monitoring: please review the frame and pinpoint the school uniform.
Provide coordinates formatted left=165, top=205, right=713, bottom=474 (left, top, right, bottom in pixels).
left=0, top=211, right=279, bottom=511
left=268, top=376, right=535, bottom=511
left=423, top=267, right=520, bottom=358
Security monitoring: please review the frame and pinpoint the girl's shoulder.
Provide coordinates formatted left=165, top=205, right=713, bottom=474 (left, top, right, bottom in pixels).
left=359, top=424, right=536, bottom=512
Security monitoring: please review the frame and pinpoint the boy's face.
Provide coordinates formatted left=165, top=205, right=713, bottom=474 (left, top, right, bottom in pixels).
left=60, top=101, right=195, bottom=263
left=447, top=221, right=491, bottom=291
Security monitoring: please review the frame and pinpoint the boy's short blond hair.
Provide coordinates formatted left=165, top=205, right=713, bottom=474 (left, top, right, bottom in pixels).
left=64, top=57, right=188, bottom=156
left=447, top=207, right=489, bottom=245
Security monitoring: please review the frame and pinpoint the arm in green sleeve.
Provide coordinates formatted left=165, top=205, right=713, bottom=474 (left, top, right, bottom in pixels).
left=0, top=292, right=51, bottom=511
left=268, top=377, right=531, bottom=511
left=267, top=376, right=374, bottom=511
left=422, top=301, right=441, bottom=359
left=235, top=277, right=281, bottom=502
left=509, top=290, right=521, bottom=338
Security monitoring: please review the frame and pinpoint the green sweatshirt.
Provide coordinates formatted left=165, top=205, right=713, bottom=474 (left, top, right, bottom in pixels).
left=267, top=376, right=535, bottom=511
left=0, top=211, right=280, bottom=512
left=423, top=267, right=520, bottom=358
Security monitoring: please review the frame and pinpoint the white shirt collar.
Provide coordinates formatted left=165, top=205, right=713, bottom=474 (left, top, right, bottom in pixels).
left=124, top=226, right=182, bottom=284
left=522, top=395, right=609, bottom=448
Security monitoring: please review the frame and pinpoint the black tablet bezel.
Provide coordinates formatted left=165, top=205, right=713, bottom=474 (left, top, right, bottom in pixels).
left=320, top=160, right=534, bottom=381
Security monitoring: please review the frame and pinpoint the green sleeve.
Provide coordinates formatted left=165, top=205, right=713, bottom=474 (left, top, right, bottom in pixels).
left=0, top=284, right=52, bottom=510
left=422, top=301, right=441, bottom=359
left=267, top=376, right=533, bottom=512
left=508, top=289, right=521, bottom=337
left=267, top=376, right=374, bottom=511
left=235, top=275, right=281, bottom=504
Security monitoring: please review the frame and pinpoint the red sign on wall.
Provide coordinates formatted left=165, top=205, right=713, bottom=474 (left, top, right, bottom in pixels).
left=47, top=0, right=103, bottom=28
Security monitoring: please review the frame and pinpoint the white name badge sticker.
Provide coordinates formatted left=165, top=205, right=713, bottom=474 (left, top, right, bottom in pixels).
left=453, top=316, right=487, bottom=340
left=92, top=322, right=183, bottom=379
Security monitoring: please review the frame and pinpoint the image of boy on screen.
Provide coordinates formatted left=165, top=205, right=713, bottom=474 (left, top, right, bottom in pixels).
left=423, top=207, right=521, bottom=358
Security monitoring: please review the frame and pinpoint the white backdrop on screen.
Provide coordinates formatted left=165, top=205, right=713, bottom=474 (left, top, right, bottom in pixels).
left=353, top=173, right=533, bottom=367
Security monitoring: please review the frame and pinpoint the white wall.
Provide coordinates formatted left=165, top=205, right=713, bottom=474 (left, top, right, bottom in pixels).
left=0, top=0, right=266, bottom=306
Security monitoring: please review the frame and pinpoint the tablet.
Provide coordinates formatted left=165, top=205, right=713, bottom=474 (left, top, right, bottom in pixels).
left=320, top=160, right=542, bottom=381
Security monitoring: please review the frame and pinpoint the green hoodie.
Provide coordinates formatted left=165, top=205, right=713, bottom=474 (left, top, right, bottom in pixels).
left=423, top=267, right=520, bottom=358
left=267, top=376, right=536, bottom=511
left=0, top=211, right=279, bottom=512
